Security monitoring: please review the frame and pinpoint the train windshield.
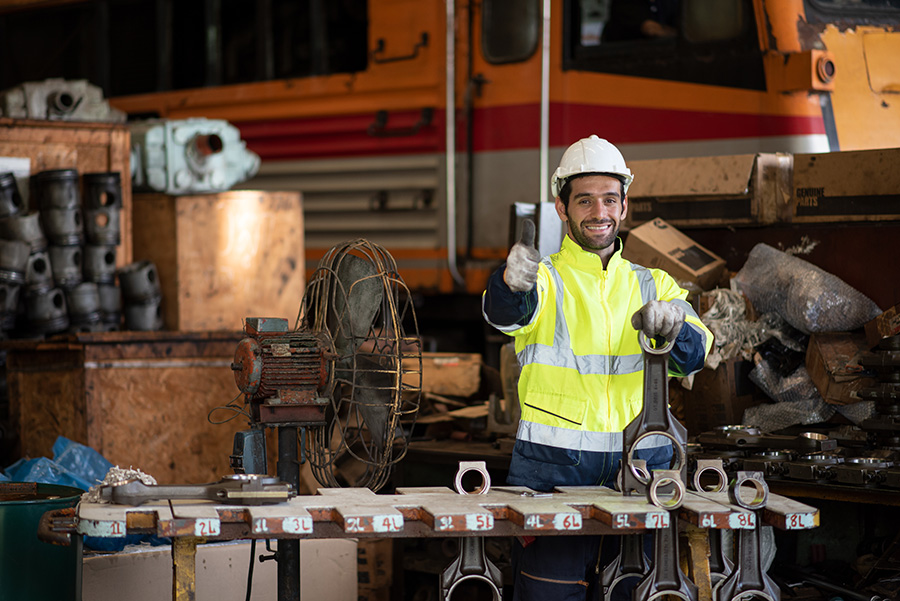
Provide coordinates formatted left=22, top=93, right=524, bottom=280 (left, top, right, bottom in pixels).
left=563, top=0, right=765, bottom=90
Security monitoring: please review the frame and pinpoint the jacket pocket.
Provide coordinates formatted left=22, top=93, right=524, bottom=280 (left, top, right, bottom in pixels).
left=523, top=392, right=586, bottom=425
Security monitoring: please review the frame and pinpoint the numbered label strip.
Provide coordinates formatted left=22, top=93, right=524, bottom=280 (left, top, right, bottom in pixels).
left=77, top=503, right=132, bottom=538
left=314, top=488, right=405, bottom=534
left=691, top=490, right=818, bottom=530
left=247, top=499, right=314, bottom=535
left=425, top=505, right=495, bottom=533
left=160, top=503, right=222, bottom=537
left=504, top=499, right=583, bottom=532
left=393, top=486, right=495, bottom=532
left=554, top=486, right=670, bottom=529
left=683, top=492, right=755, bottom=530
left=763, top=495, right=819, bottom=530
left=74, top=484, right=819, bottom=539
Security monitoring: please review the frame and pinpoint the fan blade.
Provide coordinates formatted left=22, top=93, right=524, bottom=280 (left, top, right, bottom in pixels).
left=334, top=354, right=394, bottom=451
left=329, top=254, right=383, bottom=357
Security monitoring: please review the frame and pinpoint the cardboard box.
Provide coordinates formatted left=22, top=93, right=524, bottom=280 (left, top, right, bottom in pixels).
left=625, top=153, right=789, bottom=228
left=132, top=190, right=305, bottom=331
left=623, top=218, right=727, bottom=291
left=791, top=148, right=900, bottom=224
left=865, top=303, right=900, bottom=349
left=83, top=539, right=358, bottom=601
left=683, top=360, right=758, bottom=435
left=358, top=538, right=393, bottom=590
left=806, top=332, right=878, bottom=405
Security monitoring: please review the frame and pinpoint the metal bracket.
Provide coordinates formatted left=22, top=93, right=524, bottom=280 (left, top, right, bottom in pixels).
left=370, top=32, right=429, bottom=64
left=367, top=107, right=434, bottom=138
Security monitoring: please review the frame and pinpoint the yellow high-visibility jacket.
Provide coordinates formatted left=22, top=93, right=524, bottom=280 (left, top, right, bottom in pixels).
left=485, top=236, right=713, bottom=454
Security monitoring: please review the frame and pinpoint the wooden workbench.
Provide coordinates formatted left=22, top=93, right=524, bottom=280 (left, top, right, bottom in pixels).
left=62, top=484, right=819, bottom=601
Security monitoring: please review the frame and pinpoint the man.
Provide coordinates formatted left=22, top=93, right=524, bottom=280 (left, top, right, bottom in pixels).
left=482, top=135, right=712, bottom=600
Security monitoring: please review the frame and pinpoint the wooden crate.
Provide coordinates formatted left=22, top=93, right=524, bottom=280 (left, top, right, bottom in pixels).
left=5, top=331, right=247, bottom=485
left=403, top=352, right=483, bottom=398
left=131, top=190, right=305, bottom=332
left=0, top=117, right=132, bottom=266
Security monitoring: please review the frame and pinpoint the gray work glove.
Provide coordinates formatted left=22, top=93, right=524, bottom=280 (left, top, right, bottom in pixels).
left=631, top=300, right=685, bottom=342
left=503, top=219, right=541, bottom=292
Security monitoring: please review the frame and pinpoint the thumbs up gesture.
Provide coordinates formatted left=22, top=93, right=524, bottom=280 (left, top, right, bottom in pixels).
left=504, top=219, right=541, bottom=292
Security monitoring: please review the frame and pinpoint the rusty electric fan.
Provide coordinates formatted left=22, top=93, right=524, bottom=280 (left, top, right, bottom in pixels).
left=231, top=239, right=422, bottom=492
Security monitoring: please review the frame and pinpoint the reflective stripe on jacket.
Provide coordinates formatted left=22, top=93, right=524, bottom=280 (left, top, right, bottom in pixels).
left=486, top=235, right=712, bottom=453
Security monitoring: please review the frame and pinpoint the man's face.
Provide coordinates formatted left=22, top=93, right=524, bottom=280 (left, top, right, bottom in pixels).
left=555, top=175, right=628, bottom=258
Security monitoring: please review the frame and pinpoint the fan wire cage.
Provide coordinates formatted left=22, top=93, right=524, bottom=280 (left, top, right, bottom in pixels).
left=298, top=239, right=422, bottom=491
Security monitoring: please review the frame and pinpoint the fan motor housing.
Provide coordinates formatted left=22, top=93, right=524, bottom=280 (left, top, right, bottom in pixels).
left=232, top=317, right=330, bottom=425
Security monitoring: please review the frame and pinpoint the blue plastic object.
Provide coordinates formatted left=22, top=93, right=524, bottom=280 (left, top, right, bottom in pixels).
left=3, top=436, right=114, bottom=491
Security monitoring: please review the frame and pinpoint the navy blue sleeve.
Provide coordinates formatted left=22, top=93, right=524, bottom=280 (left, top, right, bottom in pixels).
left=668, top=321, right=706, bottom=376
left=483, top=264, right=539, bottom=327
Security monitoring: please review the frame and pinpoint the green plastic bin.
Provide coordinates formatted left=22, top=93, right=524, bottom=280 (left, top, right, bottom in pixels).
left=0, top=482, right=83, bottom=601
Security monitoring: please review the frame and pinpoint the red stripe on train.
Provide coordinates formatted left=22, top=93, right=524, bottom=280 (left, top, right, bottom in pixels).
left=236, top=104, right=824, bottom=160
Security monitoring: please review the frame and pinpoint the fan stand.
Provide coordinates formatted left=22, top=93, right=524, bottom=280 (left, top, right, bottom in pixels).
left=277, top=425, right=301, bottom=601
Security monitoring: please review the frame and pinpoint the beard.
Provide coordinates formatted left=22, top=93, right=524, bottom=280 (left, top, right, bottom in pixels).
left=568, top=217, right=619, bottom=251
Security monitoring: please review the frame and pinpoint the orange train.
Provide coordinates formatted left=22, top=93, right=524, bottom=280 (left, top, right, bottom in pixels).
left=95, top=0, right=900, bottom=295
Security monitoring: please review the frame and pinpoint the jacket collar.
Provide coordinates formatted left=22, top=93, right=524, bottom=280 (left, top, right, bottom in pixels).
left=557, top=235, right=625, bottom=272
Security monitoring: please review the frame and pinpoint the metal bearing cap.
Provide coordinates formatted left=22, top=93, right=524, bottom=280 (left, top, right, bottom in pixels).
left=625, top=430, right=687, bottom=487
left=728, top=471, right=769, bottom=510
left=638, top=330, right=674, bottom=355
left=647, top=469, right=685, bottom=509
left=616, top=459, right=650, bottom=492
left=691, top=458, right=728, bottom=493
left=454, top=461, right=491, bottom=495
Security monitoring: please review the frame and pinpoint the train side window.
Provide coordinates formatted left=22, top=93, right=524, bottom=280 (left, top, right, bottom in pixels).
left=804, top=0, right=900, bottom=24
left=681, top=0, right=744, bottom=43
left=563, top=0, right=765, bottom=90
left=482, top=0, right=540, bottom=64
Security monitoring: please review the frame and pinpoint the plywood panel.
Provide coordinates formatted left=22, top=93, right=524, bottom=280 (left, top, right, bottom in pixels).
left=132, top=190, right=305, bottom=332
left=87, top=362, right=238, bottom=484
left=7, top=350, right=87, bottom=460
left=4, top=331, right=245, bottom=486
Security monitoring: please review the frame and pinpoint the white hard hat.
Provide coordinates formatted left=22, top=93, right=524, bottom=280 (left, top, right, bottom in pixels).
left=550, top=135, right=634, bottom=198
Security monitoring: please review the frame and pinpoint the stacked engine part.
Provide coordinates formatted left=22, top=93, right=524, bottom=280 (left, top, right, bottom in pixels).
left=117, top=261, right=163, bottom=331
left=130, top=118, right=260, bottom=195
left=0, top=169, right=160, bottom=337
left=857, top=335, right=900, bottom=450
left=689, top=417, right=900, bottom=491
left=0, top=78, right=126, bottom=123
